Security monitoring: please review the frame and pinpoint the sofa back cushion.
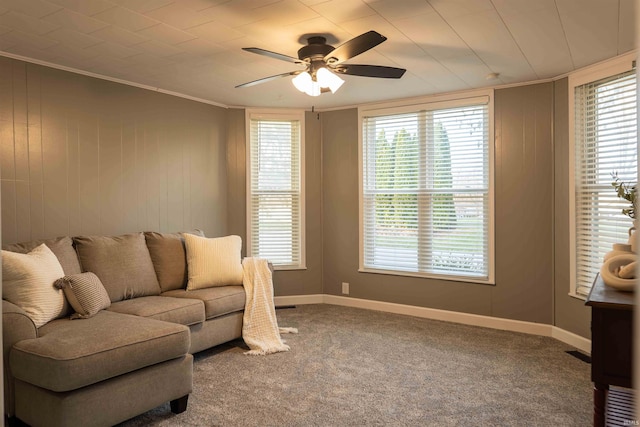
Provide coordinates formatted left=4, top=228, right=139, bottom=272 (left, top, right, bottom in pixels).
left=144, top=230, right=204, bottom=292
left=73, top=233, right=161, bottom=302
left=2, top=236, right=82, bottom=276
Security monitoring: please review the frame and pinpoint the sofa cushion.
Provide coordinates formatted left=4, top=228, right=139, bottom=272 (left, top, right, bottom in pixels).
left=108, top=296, right=204, bottom=326
left=144, top=230, right=204, bottom=292
left=2, top=236, right=82, bottom=276
left=2, top=244, right=69, bottom=328
left=184, top=234, right=244, bottom=290
left=162, top=286, right=245, bottom=320
left=9, top=310, right=189, bottom=392
left=54, top=272, right=111, bottom=319
left=74, top=233, right=161, bottom=302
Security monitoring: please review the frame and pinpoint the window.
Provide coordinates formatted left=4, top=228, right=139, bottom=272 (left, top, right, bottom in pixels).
left=571, top=67, right=637, bottom=296
left=360, top=94, right=494, bottom=283
left=247, top=111, right=305, bottom=269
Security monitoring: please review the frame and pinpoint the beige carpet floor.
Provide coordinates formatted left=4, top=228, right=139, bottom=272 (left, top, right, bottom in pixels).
left=118, top=304, right=592, bottom=426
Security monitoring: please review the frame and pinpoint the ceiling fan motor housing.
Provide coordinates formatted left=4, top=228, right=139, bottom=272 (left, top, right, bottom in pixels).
left=298, top=36, right=335, bottom=62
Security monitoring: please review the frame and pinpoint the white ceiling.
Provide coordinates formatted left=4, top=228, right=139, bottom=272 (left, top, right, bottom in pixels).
left=0, top=0, right=636, bottom=109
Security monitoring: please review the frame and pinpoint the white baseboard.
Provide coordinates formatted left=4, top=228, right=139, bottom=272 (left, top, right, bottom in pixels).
left=275, top=294, right=324, bottom=306
left=274, top=294, right=591, bottom=354
left=551, top=326, right=592, bottom=354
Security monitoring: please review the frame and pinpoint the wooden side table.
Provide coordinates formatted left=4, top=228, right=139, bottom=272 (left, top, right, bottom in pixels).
left=585, top=275, right=634, bottom=427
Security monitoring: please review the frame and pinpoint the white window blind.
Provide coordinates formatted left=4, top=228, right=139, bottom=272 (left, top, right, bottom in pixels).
left=361, top=102, right=491, bottom=281
left=573, top=70, right=637, bottom=296
left=248, top=115, right=304, bottom=269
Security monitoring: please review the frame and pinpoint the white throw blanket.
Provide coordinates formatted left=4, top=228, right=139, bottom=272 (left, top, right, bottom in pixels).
left=242, top=258, right=297, bottom=355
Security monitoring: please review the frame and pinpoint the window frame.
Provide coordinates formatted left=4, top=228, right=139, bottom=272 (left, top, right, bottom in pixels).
left=245, top=109, right=306, bottom=271
left=568, top=52, right=637, bottom=299
left=358, top=89, right=495, bottom=284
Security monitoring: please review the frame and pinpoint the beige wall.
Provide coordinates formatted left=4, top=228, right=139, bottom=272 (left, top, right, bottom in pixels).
left=0, top=57, right=590, bottom=337
left=321, top=83, right=559, bottom=327
left=0, top=57, right=228, bottom=243
left=226, top=109, right=324, bottom=296
left=493, top=83, right=554, bottom=323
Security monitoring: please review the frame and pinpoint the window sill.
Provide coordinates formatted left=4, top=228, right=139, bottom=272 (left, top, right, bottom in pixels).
left=358, top=267, right=495, bottom=285
left=567, top=291, right=587, bottom=301
left=274, top=265, right=307, bottom=272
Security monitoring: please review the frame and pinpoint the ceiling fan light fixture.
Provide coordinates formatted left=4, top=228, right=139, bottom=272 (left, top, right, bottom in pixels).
left=292, top=68, right=344, bottom=96
left=292, top=71, right=320, bottom=96
left=316, top=67, right=344, bottom=93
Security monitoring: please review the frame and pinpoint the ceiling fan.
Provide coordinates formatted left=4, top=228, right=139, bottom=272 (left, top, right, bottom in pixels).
left=236, top=30, right=406, bottom=96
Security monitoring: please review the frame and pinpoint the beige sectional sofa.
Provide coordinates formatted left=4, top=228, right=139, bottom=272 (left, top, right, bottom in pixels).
left=2, top=231, right=247, bottom=427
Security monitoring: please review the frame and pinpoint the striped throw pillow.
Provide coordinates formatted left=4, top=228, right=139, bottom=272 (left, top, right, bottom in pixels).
left=2, top=244, right=67, bottom=328
left=54, top=272, right=111, bottom=319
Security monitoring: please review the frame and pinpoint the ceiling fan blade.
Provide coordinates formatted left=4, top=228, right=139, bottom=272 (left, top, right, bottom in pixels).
left=334, top=64, right=406, bottom=79
left=324, top=31, right=387, bottom=65
left=242, top=47, right=304, bottom=64
left=235, top=71, right=300, bottom=88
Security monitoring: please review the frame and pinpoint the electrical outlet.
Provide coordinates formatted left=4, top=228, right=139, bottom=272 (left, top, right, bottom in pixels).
left=342, top=282, right=349, bottom=295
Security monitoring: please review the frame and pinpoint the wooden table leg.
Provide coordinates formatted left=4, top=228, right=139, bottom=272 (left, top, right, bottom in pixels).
left=594, top=382, right=608, bottom=427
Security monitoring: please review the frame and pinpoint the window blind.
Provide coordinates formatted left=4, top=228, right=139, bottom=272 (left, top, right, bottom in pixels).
left=248, top=117, right=303, bottom=268
left=362, top=103, right=490, bottom=280
left=574, top=70, right=637, bottom=296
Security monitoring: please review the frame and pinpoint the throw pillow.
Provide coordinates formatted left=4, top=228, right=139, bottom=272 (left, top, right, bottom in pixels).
left=54, top=272, right=111, bottom=319
left=184, top=234, right=244, bottom=290
left=2, top=244, right=68, bottom=328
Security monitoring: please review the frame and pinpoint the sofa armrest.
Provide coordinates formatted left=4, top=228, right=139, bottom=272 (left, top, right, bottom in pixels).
left=3, top=300, right=37, bottom=343
left=3, top=300, right=37, bottom=417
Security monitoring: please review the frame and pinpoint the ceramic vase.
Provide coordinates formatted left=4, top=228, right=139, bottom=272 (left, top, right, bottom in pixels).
left=600, top=240, right=636, bottom=292
left=603, top=243, right=633, bottom=261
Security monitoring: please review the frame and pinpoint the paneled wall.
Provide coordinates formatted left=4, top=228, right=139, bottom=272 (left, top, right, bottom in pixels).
left=0, top=57, right=228, bottom=244
left=492, top=83, right=554, bottom=323
left=321, top=83, right=558, bottom=328
left=0, top=56, right=590, bottom=338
